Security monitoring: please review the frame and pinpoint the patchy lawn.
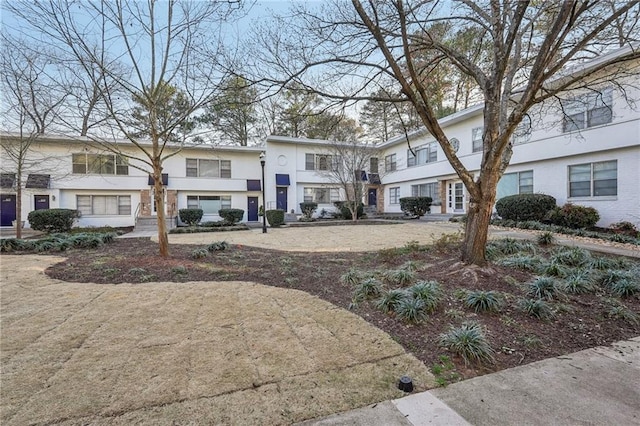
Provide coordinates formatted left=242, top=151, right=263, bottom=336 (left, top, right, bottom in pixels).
left=36, top=235, right=640, bottom=383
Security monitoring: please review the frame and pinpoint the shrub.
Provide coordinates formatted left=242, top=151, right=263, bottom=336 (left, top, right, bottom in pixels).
left=352, top=277, right=383, bottom=303
left=218, top=208, right=244, bottom=224
left=395, top=297, right=427, bottom=323
left=537, top=231, right=555, bottom=246
left=191, top=248, right=208, bottom=259
left=527, top=276, right=560, bottom=300
left=171, top=265, right=188, bottom=276
left=383, top=269, right=416, bottom=286
left=550, top=246, right=591, bottom=267
left=333, top=201, right=364, bottom=219
left=610, top=221, right=639, bottom=237
left=299, top=202, right=318, bottom=219
left=340, top=268, right=362, bottom=286
left=462, top=290, right=504, bottom=313
left=266, top=209, right=285, bottom=227
left=408, top=281, right=442, bottom=313
left=207, top=241, right=229, bottom=252
left=179, top=208, right=203, bottom=226
left=495, top=193, right=556, bottom=221
left=375, top=289, right=409, bottom=313
left=399, top=197, right=432, bottom=218
left=609, top=279, right=640, bottom=298
left=28, top=209, right=79, bottom=233
left=439, top=321, right=495, bottom=366
left=545, top=203, right=600, bottom=229
left=518, top=299, right=554, bottom=319
left=562, top=271, right=595, bottom=294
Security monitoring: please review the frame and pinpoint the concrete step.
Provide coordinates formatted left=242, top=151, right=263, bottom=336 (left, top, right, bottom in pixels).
left=134, top=216, right=177, bottom=231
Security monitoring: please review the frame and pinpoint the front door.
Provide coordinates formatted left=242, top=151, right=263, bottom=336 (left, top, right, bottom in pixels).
left=0, top=194, right=17, bottom=226
left=35, top=195, right=50, bottom=210
left=447, top=182, right=465, bottom=213
left=247, top=196, right=258, bottom=221
left=276, top=187, right=288, bottom=211
left=367, top=188, right=377, bottom=206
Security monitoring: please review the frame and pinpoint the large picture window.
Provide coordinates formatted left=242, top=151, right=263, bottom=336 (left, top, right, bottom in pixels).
left=187, top=195, right=232, bottom=214
left=411, top=182, right=441, bottom=205
left=73, top=154, right=128, bottom=175
left=303, top=187, right=340, bottom=204
left=569, top=160, right=617, bottom=197
left=497, top=171, right=533, bottom=199
left=76, top=195, right=131, bottom=215
left=407, top=143, right=437, bottom=167
left=562, top=88, right=613, bottom=133
left=305, top=154, right=336, bottom=171
left=186, top=159, right=231, bottom=178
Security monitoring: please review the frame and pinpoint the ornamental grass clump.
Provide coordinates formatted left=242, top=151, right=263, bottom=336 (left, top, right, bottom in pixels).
left=384, top=268, right=416, bottom=286
left=462, top=290, right=505, bottom=313
left=439, top=321, right=495, bottom=366
left=340, top=268, right=362, bottom=286
left=191, top=248, right=208, bottom=259
left=518, top=298, right=554, bottom=320
left=375, top=289, right=410, bottom=313
left=408, top=281, right=442, bottom=313
left=537, top=231, right=556, bottom=246
left=496, top=254, right=542, bottom=271
left=352, top=277, right=383, bottom=305
left=207, top=241, right=229, bottom=252
left=550, top=246, right=591, bottom=267
left=395, top=297, right=427, bottom=323
left=527, top=276, right=560, bottom=300
left=561, top=271, right=596, bottom=294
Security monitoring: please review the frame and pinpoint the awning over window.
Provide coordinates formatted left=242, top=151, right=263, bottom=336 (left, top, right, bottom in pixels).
left=275, top=174, right=290, bottom=186
left=369, top=173, right=381, bottom=184
left=148, top=174, right=169, bottom=186
left=247, top=179, right=261, bottom=191
left=0, top=173, right=15, bottom=189
left=25, top=174, right=50, bottom=189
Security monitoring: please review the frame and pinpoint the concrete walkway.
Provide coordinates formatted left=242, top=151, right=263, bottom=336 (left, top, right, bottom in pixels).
left=300, top=336, right=640, bottom=425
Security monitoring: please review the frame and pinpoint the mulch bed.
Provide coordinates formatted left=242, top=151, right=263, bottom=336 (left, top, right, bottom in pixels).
left=14, top=237, right=640, bottom=382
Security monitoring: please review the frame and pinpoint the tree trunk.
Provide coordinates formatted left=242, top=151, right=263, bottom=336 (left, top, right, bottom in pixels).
left=461, top=196, right=494, bottom=266
left=153, top=167, right=169, bottom=257
left=15, top=178, right=22, bottom=239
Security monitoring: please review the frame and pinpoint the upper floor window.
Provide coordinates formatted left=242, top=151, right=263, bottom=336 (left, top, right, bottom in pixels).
left=186, top=159, right=231, bottom=178
left=385, top=154, right=397, bottom=172
left=389, top=187, right=400, bottom=204
left=568, top=160, right=617, bottom=197
left=73, top=153, right=128, bottom=175
left=370, top=157, right=379, bottom=174
left=77, top=195, right=131, bottom=215
left=305, top=153, right=336, bottom=171
left=512, top=116, right=532, bottom=145
left=562, top=88, right=612, bottom=133
left=472, top=127, right=483, bottom=152
left=0, top=173, right=15, bottom=188
left=497, top=170, right=533, bottom=199
left=303, top=187, right=340, bottom=204
left=407, top=142, right=437, bottom=167
left=411, top=182, right=441, bottom=205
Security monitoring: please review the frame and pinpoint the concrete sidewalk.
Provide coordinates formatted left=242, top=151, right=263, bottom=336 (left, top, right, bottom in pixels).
left=300, top=336, right=640, bottom=425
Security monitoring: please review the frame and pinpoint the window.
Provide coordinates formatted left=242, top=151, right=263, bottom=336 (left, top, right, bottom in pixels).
left=0, top=173, right=15, bottom=188
left=512, top=116, right=532, bottom=145
left=303, top=187, right=340, bottom=204
left=497, top=170, right=533, bottom=199
left=305, top=154, right=335, bottom=171
left=562, top=88, right=613, bottom=133
left=370, top=157, right=379, bottom=174
left=73, top=153, right=128, bottom=175
left=389, top=187, right=400, bottom=204
left=186, top=159, right=231, bottom=178
left=305, top=153, right=315, bottom=170
left=472, top=127, right=483, bottom=152
left=569, top=160, right=617, bottom=197
left=407, top=143, right=437, bottom=167
left=187, top=195, right=232, bottom=214
left=385, top=154, right=397, bottom=172
left=76, top=195, right=131, bottom=215
left=411, top=182, right=441, bottom=205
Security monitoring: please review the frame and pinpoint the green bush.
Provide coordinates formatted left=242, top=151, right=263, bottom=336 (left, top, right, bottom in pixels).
left=462, top=290, right=504, bottom=313
left=545, top=203, right=600, bottom=229
left=495, top=193, right=556, bottom=221
left=299, top=202, right=318, bottom=219
left=179, top=208, right=203, bottom=226
left=333, top=201, right=364, bottom=219
left=399, top=197, right=432, bottom=218
left=207, top=241, right=229, bottom=252
left=218, top=208, right=244, bottom=224
left=28, top=209, right=79, bottom=233
left=191, top=248, right=208, bottom=259
left=439, top=321, right=495, bottom=366
left=266, top=209, right=285, bottom=227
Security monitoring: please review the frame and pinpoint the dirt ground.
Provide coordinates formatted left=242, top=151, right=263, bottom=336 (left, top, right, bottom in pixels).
left=0, top=255, right=433, bottom=425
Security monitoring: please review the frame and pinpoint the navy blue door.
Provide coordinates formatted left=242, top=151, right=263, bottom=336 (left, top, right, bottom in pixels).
left=276, top=187, right=288, bottom=211
left=247, top=196, right=258, bottom=221
left=368, top=188, right=377, bottom=206
left=1, top=194, right=17, bottom=226
left=35, top=195, right=50, bottom=210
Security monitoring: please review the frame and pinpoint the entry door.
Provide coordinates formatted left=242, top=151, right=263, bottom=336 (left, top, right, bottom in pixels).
left=35, top=195, right=50, bottom=210
left=368, top=188, right=377, bottom=206
left=276, top=187, right=288, bottom=211
left=247, top=196, right=258, bottom=221
left=447, top=182, right=465, bottom=213
left=0, top=194, right=17, bottom=226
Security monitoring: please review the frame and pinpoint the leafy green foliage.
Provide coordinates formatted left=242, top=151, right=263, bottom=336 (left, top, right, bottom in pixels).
left=352, top=277, right=383, bottom=305
left=537, top=231, right=555, bottom=246
left=191, top=248, right=208, bottom=259
left=171, top=265, right=188, bottom=276
left=375, top=289, right=409, bottom=313
left=608, top=279, right=640, bottom=298
left=333, top=201, right=364, bottom=219
left=395, top=297, right=427, bottom=323
left=518, top=298, right=554, bottom=319
left=1, top=232, right=116, bottom=253
left=527, top=277, right=560, bottom=300
left=487, top=238, right=536, bottom=257
left=408, top=281, right=442, bottom=313
left=340, top=268, right=362, bottom=286
left=399, top=196, right=432, bottom=218
left=545, top=203, right=600, bottom=229
left=299, top=202, right=318, bottom=219
left=561, top=271, right=595, bottom=294
left=462, top=290, right=504, bottom=313
left=496, top=254, right=541, bottom=271
left=218, top=209, right=244, bottom=224
left=179, top=208, right=203, bottom=226
left=28, top=209, right=79, bottom=233
left=495, top=193, right=556, bottom=221
left=383, top=269, right=416, bottom=286
left=266, top=209, right=285, bottom=227
left=538, top=261, right=571, bottom=278
left=207, top=241, right=229, bottom=252
left=550, top=247, right=591, bottom=267
left=606, top=302, right=639, bottom=325
left=439, top=321, right=495, bottom=366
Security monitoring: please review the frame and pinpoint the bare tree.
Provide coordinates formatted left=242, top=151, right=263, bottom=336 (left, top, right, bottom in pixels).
left=252, top=0, right=640, bottom=265
left=6, top=0, right=247, bottom=257
left=0, top=35, right=68, bottom=238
